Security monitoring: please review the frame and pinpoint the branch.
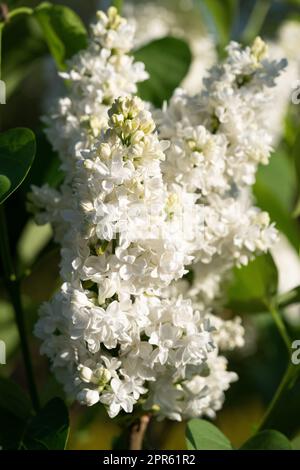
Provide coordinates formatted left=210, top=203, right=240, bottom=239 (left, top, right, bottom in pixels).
left=129, top=414, right=151, bottom=450
left=0, top=205, right=40, bottom=412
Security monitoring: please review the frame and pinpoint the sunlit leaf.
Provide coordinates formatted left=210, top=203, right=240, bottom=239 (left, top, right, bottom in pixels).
left=254, top=150, right=300, bottom=249
left=226, top=253, right=278, bottom=313
left=134, top=37, right=192, bottom=107
left=186, top=419, right=232, bottom=450
left=34, top=2, right=88, bottom=70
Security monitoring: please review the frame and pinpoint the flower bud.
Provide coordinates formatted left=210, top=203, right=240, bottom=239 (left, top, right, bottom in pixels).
left=92, top=366, right=111, bottom=385
left=77, top=388, right=99, bottom=406
left=78, top=365, right=93, bottom=383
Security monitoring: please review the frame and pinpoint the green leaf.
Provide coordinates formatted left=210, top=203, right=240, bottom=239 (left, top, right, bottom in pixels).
left=255, top=179, right=300, bottom=250
left=254, top=150, right=300, bottom=250
left=21, top=398, right=69, bottom=450
left=2, top=15, right=48, bottom=99
left=0, top=408, right=27, bottom=450
left=0, top=378, right=32, bottom=450
left=260, top=362, right=300, bottom=434
left=21, top=130, right=64, bottom=193
left=0, top=128, right=36, bottom=204
left=285, top=0, right=300, bottom=5
left=34, top=2, right=88, bottom=70
left=241, top=430, right=292, bottom=450
left=292, top=132, right=300, bottom=185
left=292, top=433, right=300, bottom=450
left=0, top=392, right=69, bottom=450
left=293, top=198, right=300, bottom=218
left=134, top=37, right=192, bottom=107
left=186, top=419, right=232, bottom=450
left=292, top=131, right=300, bottom=217
left=196, top=0, right=237, bottom=47
left=226, top=253, right=278, bottom=313
left=0, top=377, right=32, bottom=421
left=0, top=175, right=11, bottom=197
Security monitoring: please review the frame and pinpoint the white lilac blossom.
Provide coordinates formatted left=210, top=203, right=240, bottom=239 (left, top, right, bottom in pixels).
left=42, top=6, right=148, bottom=174
left=29, top=7, right=148, bottom=247
left=33, top=92, right=223, bottom=420
left=158, top=38, right=285, bottom=304
left=29, top=8, right=284, bottom=422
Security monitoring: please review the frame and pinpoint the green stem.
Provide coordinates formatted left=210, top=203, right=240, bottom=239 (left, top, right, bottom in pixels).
left=257, top=299, right=298, bottom=432
left=0, top=205, right=40, bottom=413
left=266, top=300, right=291, bottom=352
left=242, top=0, right=271, bottom=44
left=258, top=362, right=295, bottom=431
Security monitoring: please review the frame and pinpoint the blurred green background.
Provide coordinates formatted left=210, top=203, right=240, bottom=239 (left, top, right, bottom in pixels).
left=1, top=0, right=300, bottom=450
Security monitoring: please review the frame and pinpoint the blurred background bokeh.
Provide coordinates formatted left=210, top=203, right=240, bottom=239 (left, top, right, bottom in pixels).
left=1, top=0, right=300, bottom=450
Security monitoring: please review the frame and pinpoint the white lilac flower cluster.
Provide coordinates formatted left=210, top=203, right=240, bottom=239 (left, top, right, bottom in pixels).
left=42, top=7, right=148, bottom=174
left=30, top=8, right=285, bottom=421
left=158, top=38, right=286, bottom=304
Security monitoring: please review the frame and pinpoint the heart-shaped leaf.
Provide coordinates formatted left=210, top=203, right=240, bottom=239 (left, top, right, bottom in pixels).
left=186, top=419, right=232, bottom=450
left=134, top=37, right=192, bottom=107
left=0, top=128, right=36, bottom=204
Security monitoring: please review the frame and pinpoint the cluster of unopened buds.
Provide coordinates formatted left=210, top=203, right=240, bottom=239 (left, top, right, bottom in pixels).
left=29, top=7, right=286, bottom=421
